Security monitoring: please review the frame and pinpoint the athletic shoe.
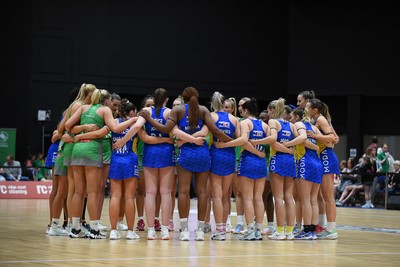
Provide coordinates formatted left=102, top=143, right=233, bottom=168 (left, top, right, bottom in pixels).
left=109, top=229, right=121, bottom=240
left=136, top=218, right=145, bottom=231
left=126, top=230, right=140, bottom=240
left=336, top=201, right=344, bottom=207
left=268, top=231, right=286, bottom=240
left=195, top=228, right=205, bottom=241
left=294, top=231, right=313, bottom=240
left=312, top=231, right=317, bottom=240
left=89, top=229, right=106, bottom=239
left=69, top=228, right=86, bottom=238
left=254, top=229, right=262, bottom=240
left=211, top=231, right=226, bottom=241
left=316, top=224, right=326, bottom=235
left=238, top=230, right=256, bottom=241
left=161, top=228, right=170, bottom=240
left=97, top=222, right=107, bottom=231
left=204, top=223, right=212, bottom=233
left=48, top=225, right=69, bottom=236
left=317, top=229, right=338, bottom=240
left=180, top=228, right=190, bottom=241
left=81, top=223, right=91, bottom=237
left=82, top=222, right=91, bottom=232
left=286, top=232, right=294, bottom=240
left=147, top=228, right=157, bottom=240
left=293, top=223, right=302, bottom=234
left=232, top=224, right=244, bottom=234
left=154, top=218, right=161, bottom=231
left=262, top=225, right=277, bottom=235
left=362, top=203, right=374, bottom=208
left=168, top=220, right=174, bottom=232
left=117, top=221, right=128, bottom=231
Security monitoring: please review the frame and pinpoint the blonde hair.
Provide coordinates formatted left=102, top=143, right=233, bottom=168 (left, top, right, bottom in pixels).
left=268, top=97, right=285, bottom=119
left=210, top=91, right=224, bottom=112
left=66, top=83, right=97, bottom=116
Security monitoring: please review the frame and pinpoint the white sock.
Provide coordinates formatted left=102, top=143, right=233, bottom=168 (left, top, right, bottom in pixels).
left=268, top=222, right=274, bottom=227
left=326, top=222, right=336, bottom=232
left=197, top=220, right=205, bottom=231
left=180, top=218, right=188, bottom=231
left=72, top=217, right=80, bottom=229
left=237, top=215, right=244, bottom=225
left=318, top=214, right=327, bottom=226
left=51, top=218, right=60, bottom=226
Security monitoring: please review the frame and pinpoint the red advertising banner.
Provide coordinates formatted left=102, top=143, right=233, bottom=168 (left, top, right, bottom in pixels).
left=0, top=181, right=52, bottom=199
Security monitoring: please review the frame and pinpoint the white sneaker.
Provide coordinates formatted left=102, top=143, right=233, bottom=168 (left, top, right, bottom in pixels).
left=161, top=228, right=170, bottom=240
left=46, top=225, right=50, bottom=234
left=262, top=225, right=277, bottom=235
left=147, top=228, right=157, bottom=240
left=195, top=228, right=205, bottom=241
left=285, top=232, right=294, bottom=240
left=180, top=228, right=190, bottom=241
left=109, top=229, right=121, bottom=240
left=126, top=230, right=140, bottom=240
left=97, top=222, right=108, bottom=231
left=117, top=221, right=128, bottom=231
left=268, top=231, right=286, bottom=240
left=48, top=225, right=69, bottom=236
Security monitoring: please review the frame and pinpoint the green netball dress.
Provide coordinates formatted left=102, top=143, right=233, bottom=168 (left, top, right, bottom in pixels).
left=71, top=104, right=104, bottom=167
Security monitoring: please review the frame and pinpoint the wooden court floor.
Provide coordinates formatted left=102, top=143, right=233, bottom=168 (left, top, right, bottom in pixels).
left=1, top=198, right=400, bottom=267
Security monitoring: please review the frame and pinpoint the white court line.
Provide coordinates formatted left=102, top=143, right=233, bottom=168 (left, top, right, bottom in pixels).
left=1, top=252, right=400, bottom=264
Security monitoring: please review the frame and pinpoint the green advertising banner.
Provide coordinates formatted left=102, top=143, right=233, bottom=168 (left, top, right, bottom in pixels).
left=0, top=128, right=16, bottom=164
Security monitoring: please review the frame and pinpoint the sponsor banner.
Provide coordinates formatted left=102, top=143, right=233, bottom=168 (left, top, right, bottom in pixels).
left=0, top=181, right=52, bottom=199
left=0, top=128, right=16, bottom=164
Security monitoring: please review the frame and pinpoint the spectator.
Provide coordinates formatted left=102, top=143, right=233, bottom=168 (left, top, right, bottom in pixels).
left=388, top=160, right=400, bottom=196
left=3, top=155, right=30, bottom=181
left=365, top=136, right=378, bottom=155
left=335, top=157, right=359, bottom=199
left=359, top=156, right=376, bottom=208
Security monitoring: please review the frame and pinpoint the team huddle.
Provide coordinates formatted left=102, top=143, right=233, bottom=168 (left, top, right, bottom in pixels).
left=46, top=84, right=340, bottom=241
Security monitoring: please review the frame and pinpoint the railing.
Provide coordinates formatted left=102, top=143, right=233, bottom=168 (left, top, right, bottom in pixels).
left=0, top=165, right=52, bottom=181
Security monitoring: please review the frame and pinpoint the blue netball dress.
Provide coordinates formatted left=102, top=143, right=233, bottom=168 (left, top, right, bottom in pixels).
left=269, top=119, right=296, bottom=177
left=295, top=122, right=323, bottom=184
left=314, top=117, right=340, bottom=175
left=210, top=112, right=236, bottom=176
left=45, top=140, right=60, bottom=168
left=177, top=104, right=211, bottom=172
left=108, top=118, right=139, bottom=180
left=238, top=119, right=267, bottom=179
left=143, top=107, right=175, bottom=168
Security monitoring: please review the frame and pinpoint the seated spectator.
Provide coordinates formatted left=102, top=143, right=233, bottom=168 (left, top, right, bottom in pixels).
left=3, top=155, right=30, bottom=181
left=335, top=157, right=359, bottom=199
left=388, top=160, right=400, bottom=196
left=33, top=152, right=50, bottom=181
left=336, top=183, right=364, bottom=206
left=24, top=154, right=36, bottom=180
